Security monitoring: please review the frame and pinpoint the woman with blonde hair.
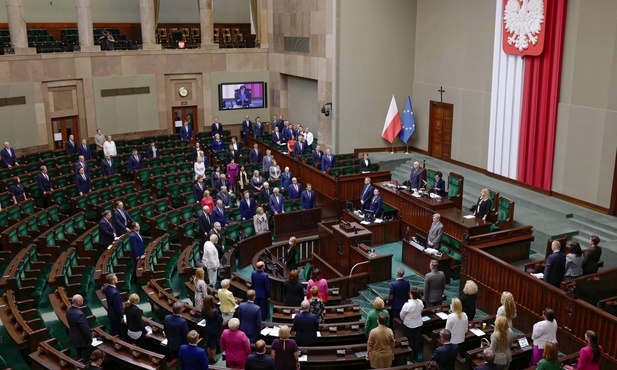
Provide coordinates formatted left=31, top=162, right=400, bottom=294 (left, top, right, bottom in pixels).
left=460, top=280, right=479, bottom=320
left=271, top=325, right=299, bottom=370
left=253, top=206, right=269, bottom=234
left=473, top=187, right=493, bottom=220
left=193, top=268, right=208, bottom=312
left=496, top=291, right=517, bottom=328
left=201, top=190, right=215, bottom=213
left=365, top=297, right=390, bottom=337
left=445, top=298, right=468, bottom=345
left=218, top=279, right=237, bottom=325
left=490, top=315, right=513, bottom=368
left=308, top=286, right=325, bottom=323
left=220, top=318, right=251, bottom=369
left=125, top=293, right=149, bottom=347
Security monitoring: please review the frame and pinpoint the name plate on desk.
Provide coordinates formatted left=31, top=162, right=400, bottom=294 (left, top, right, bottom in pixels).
left=351, top=325, right=359, bottom=330
left=329, top=327, right=337, bottom=332
left=337, top=350, right=345, bottom=356
left=283, top=309, right=291, bottom=314
left=353, top=306, right=360, bottom=311
left=518, top=338, right=530, bottom=349
left=332, top=290, right=339, bottom=295
left=336, top=308, right=344, bottom=313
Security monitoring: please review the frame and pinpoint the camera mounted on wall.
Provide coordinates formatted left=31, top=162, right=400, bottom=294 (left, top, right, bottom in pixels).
left=321, top=102, right=332, bottom=117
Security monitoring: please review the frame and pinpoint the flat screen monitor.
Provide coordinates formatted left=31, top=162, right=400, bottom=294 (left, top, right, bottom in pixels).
left=218, top=82, right=267, bottom=110
left=364, top=209, right=375, bottom=223
left=345, top=201, right=354, bottom=212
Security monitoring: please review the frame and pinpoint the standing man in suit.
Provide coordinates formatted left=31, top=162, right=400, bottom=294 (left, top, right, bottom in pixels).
left=193, top=176, right=206, bottom=203
left=249, top=144, right=262, bottom=164
left=202, top=234, right=220, bottom=287
left=179, top=330, right=209, bottom=370
left=543, top=240, right=566, bottom=286
left=271, top=127, right=283, bottom=145
left=253, top=117, right=264, bottom=136
left=77, top=139, right=92, bottom=160
left=103, top=273, right=124, bottom=336
left=292, top=300, right=319, bottom=346
left=214, top=173, right=231, bottom=192
left=321, top=148, right=335, bottom=172
left=37, top=165, right=53, bottom=207
left=211, top=117, right=223, bottom=137
left=129, top=222, right=145, bottom=283
left=128, top=149, right=143, bottom=173
left=164, top=301, right=189, bottom=360
left=430, top=329, right=459, bottom=370
left=424, top=260, right=446, bottom=307
left=242, top=115, right=252, bottom=145
left=360, top=177, right=374, bottom=211
left=66, top=134, right=77, bottom=155
left=94, top=129, right=106, bottom=154
left=238, top=290, right=262, bottom=343
left=262, top=149, right=274, bottom=172
left=293, top=134, right=307, bottom=157
left=180, top=120, right=193, bottom=141
left=409, top=161, right=424, bottom=190
left=301, top=183, right=316, bottom=210
left=74, top=155, right=90, bottom=176
left=240, top=191, right=256, bottom=220
left=208, top=222, right=224, bottom=259
left=287, top=178, right=302, bottom=200
left=114, top=201, right=135, bottom=234
left=277, top=115, right=285, bottom=132
left=198, top=206, right=212, bottom=243
left=211, top=199, right=228, bottom=227
left=101, top=154, right=116, bottom=177
left=269, top=187, right=285, bottom=215
left=369, top=189, right=383, bottom=218
left=582, top=235, right=603, bottom=275
left=312, top=145, right=324, bottom=166
left=245, top=340, right=275, bottom=370
left=98, top=210, right=116, bottom=249
left=388, top=268, right=410, bottom=320
left=146, top=142, right=160, bottom=159
left=67, top=294, right=92, bottom=360
left=226, top=143, right=240, bottom=164
left=259, top=182, right=272, bottom=205
left=251, top=262, right=270, bottom=321
left=1, top=142, right=18, bottom=168
left=76, top=167, right=92, bottom=195
left=427, top=213, right=444, bottom=249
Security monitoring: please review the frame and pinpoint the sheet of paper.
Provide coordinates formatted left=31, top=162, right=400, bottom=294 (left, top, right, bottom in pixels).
left=145, top=326, right=152, bottom=334
left=531, top=273, right=544, bottom=279
left=464, top=215, right=476, bottom=219
left=269, top=327, right=280, bottom=337
left=91, top=338, right=103, bottom=347
left=436, top=312, right=448, bottom=320
left=260, top=327, right=271, bottom=336
left=161, top=338, right=168, bottom=346
left=518, top=338, right=530, bottom=348
left=469, top=328, right=486, bottom=337
left=298, top=355, right=308, bottom=362
left=421, top=316, right=430, bottom=322
left=197, top=319, right=206, bottom=327
left=291, top=313, right=296, bottom=319
left=355, top=351, right=367, bottom=358
left=316, top=332, right=321, bottom=337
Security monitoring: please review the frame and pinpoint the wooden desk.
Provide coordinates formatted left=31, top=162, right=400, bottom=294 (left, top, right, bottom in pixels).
left=272, top=303, right=362, bottom=323
left=30, top=338, right=85, bottom=370
left=342, top=209, right=400, bottom=245
left=402, top=238, right=453, bottom=283
left=273, top=208, right=322, bottom=241
left=237, top=231, right=272, bottom=268
left=260, top=321, right=367, bottom=346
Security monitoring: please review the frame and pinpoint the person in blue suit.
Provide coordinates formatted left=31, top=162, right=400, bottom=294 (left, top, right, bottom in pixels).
left=129, top=222, right=145, bottom=283
left=360, top=177, right=374, bottom=211
left=180, top=120, right=193, bottom=141
left=301, top=183, right=316, bottom=210
left=211, top=134, right=225, bottom=151
left=164, top=301, right=189, bottom=359
left=293, top=300, right=320, bottom=346
left=128, top=149, right=143, bottom=173
left=66, top=135, right=77, bottom=155
left=1, top=142, right=18, bottom=168
left=251, top=262, right=270, bottom=321
left=430, top=329, right=459, bottom=370
left=245, top=340, right=275, bottom=370
left=408, top=161, right=424, bottom=190
left=286, top=178, right=302, bottom=200
left=98, top=210, right=116, bottom=249
left=321, top=148, right=335, bottom=173
left=77, top=139, right=92, bottom=160
left=211, top=200, right=228, bottom=227
left=211, top=117, right=223, bottom=137
left=388, top=268, right=410, bottom=320
left=239, top=191, right=256, bottom=221
left=242, top=115, right=252, bottom=145
left=193, top=176, right=207, bottom=203
left=253, top=117, right=264, bottom=136
left=66, top=294, right=92, bottom=360
left=198, top=206, right=212, bottom=242
left=146, top=142, right=160, bottom=159
left=101, top=154, right=116, bottom=177
left=543, top=240, right=566, bottom=287
left=293, top=135, right=307, bottom=157
left=74, top=155, right=90, bottom=176
left=433, top=171, right=447, bottom=197
left=280, top=167, right=292, bottom=189
left=75, top=167, right=92, bottom=195
left=179, top=330, right=209, bottom=370
left=103, top=273, right=124, bottom=336
left=238, top=290, right=262, bottom=343
left=269, top=188, right=285, bottom=215
left=369, top=189, right=383, bottom=218
left=114, top=201, right=135, bottom=234
left=37, top=165, right=53, bottom=207
left=249, top=144, right=262, bottom=164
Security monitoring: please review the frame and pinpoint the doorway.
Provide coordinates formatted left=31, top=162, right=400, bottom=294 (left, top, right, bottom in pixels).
left=51, top=116, right=79, bottom=151
left=173, top=106, right=198, bottom=136
left=429, top=101, right=454, bottom=160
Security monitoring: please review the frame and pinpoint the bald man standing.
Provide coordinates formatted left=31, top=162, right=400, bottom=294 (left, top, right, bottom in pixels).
left=251, top=261, right=271, bottom=320
left=67, top=294, right=92, bottom=360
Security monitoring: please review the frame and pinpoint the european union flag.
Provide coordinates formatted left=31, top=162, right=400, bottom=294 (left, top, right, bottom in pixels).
left=399, top=95, right=416, bottom=143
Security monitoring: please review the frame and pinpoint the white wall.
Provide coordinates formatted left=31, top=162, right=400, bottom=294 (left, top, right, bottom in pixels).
left=287, top=76, right=318, bottom=133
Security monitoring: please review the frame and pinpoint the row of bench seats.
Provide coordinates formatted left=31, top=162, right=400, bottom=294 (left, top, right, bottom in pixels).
left=0, top=245, right=53, bottom=301
left=48, top=247, right=95, bottom=297
left=1, top=205, right=62, bottom=254
left=35, top=212, right=93, bottom=256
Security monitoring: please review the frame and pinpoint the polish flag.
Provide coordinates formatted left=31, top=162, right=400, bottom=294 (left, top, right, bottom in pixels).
left=381, top=95, right=402, bottom=143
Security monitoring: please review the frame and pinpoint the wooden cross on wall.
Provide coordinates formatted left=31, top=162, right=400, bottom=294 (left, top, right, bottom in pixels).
left=438, top=86, right=445, bottom=102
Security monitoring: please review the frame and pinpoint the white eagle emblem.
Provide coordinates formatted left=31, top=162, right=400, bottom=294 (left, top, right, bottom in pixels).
left=504, top=0, right=545, bottom=51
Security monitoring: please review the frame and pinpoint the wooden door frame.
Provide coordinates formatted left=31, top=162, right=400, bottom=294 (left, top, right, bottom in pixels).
left=51, top=116, right=79, bottom=150
left=428, top=101, right=454, bottom=159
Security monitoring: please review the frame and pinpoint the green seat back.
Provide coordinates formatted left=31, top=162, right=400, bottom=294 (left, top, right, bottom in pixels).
left=155, top=200, right=169, bottom=213
left=426, top=169, right=436, bottom=187
left=447, top=176, right=461, bottom=198
left=497, top=197, right=512, bottom=222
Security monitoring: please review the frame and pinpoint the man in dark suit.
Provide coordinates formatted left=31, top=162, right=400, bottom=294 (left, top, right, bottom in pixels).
left=321, top=148, right=335, bottom=172
left=360, top=177, right=374, bottom=210
left=271, top=127, right=283, bottom=145
left=37, top=165, right=53, bottom=207
left=179, top=330, right=209, bottom=370
left=475, top=348, right=504, bottom=370
left=293, top=300, right=320, bottom=346
left=192, top=142, right=203, bottom=162
left=301, top=183, right=316, bottom=210
left=164, top=301, right=189, bottom=359
left=214, top=174, right=230, bottom=192
left=1, top=141, right=18, bottom=168
left=409, top=161, right=424, bottom=190
left=253, top=117, right=264, bottom=136
left=269, top=187, right=285, bottom=215
left=77, top=139, right=92, bottom=160
left=277, top=115, right=285, bottom=132
left=388, top=268, right=410, bottom=320
left=293, top=134, right=307, bottom=157
left=282, top=122, right=293, bottom=142
left=76, top=167, right=92, bottom=195
left=242, top=115, right=252, bottom=144
left=98, top=210, right=116, bottom=249
left=198, top=206, right=212, bottom=242
left=286, top=178, right=302, bottom=200
left=251, top=262, right=270, bottom=321
left=216, top=186, right=232, bottom=210
left=211, top=117, right=223, bottom=137
left=312, top=145, right=324, bottom=166
left=66, top=134, right=77, bottom=155
left=74, top=155, right=90, bottom=176
left=103, top=273, right=124, bottom=336
left=369, top=189, right=383, bottom=218
left=259, top=182, right=272, bottom=205
left=101, top=154, right=116, bottom=177
left=114, top=201, right=135, bottom=234
left=424, top=260, right=446, bottom=307
left=427, top=213, right=444, bottom=250
left=193, top=176, right=206, bottom=203
left=238, top=290, right=262, bottom=344
left=211, top=199, right=228, bottom=227
left=128, top=149, right=143, bottom=173
left=543, top=240, right=566, bottom=286
left=67, top=294, right=92, bottom=360
left=180, top=120, right=193, bottom=141
left=430, top=329, right=459, bottom=370
left=129, top=222, right=145, bottom=283
left=225, top=144, right=240, bottom=164
left=582, top=235, right=603, bottom=275
left=146, top=142, right=160, bottom=159
left=249, top=143, right=262, bottom=164
left=208, top=222, right=224, bottom=258
left=239, top=191, right=256, bottom=220
left=245, top=340, right=276, bottom=370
